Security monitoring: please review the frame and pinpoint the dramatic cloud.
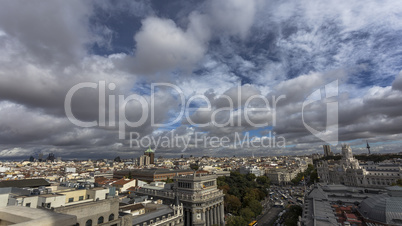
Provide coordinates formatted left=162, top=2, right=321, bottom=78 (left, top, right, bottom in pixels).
left=1, top=0, right=402, bottom=159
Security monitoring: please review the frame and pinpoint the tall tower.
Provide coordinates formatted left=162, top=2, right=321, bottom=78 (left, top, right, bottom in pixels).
left=144, top=147, right=155, bottom=164
left=341, top=144, right=353, bottom=159
left=323, top=145, right=333, bottom=156
left=366, top=141, right=371, bottom=155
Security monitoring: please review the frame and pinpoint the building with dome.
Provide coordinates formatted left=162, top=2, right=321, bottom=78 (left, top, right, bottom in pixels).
left=358, top=186, right=402, bottom=225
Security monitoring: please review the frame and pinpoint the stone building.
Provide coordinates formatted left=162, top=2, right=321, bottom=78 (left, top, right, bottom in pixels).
left=0, top=206, right=77, bottom=226
left=131, top=201, right=184, bottom=226
left=53, top=197, right=121, bottom=226
left=317, top=145, right=402, bottom=187
left=138, top=155, right=150, bottom=166
left=323, top=145, right=333, bottom=157
left=135, top=173, right=225, bottom=226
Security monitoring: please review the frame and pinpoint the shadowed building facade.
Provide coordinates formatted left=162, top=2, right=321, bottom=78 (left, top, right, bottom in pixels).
left=136, top=173, right=225, bottom=226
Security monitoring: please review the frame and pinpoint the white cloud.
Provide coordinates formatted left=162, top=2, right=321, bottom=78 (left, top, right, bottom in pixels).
left=133, top=17, right=207, bottom=74
left=208, top=0, right=258, bottom=39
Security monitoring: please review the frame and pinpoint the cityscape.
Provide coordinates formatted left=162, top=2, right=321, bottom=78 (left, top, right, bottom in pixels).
left=1, top=1, right=402, bottom=226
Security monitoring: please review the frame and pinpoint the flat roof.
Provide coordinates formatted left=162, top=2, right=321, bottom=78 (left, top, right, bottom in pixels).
left=132, top=205, right=174, bottom=225
left=0, top=179, right=50, bottom=188
left=0, top=206, right=76, bottom=226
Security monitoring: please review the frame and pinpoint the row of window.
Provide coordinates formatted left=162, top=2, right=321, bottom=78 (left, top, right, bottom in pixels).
left=68, top=196, right=85, bottom=203
left=85, top=214, right=114, bottom=226
left=369, top=172, right=400, bottom=176
left=178, top=182, right=192, bottom=188
left=203, top=181, right=215, bottom=187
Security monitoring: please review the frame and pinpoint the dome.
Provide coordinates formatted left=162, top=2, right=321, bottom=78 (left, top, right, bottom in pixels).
left=145, top=147, right=154, bottom=153
left=358, top=191, right=402, bottom=225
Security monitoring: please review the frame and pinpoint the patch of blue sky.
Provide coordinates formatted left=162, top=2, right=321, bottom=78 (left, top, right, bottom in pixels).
left=130, top=82, right=151, bottom=96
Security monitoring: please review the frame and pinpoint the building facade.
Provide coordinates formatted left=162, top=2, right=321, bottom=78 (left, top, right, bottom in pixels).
left=114, top=169, right=194, bottom=182
left=136, top=173, right=225, bottom=226
left=323, top=145, right=333, bottom=157
left=138, top=155, right=150, bottom=166
left=239, top=166, right=263, bottom=177
left=317, top=145, right=402, bottom=187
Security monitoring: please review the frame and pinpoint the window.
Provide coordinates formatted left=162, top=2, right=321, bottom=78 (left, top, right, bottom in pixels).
left=87, top=195, right=90, bottom=199
left=68, top=198, right=74, bottom=203
left=109, top=214, right=114, bottom=221
left=85, top=219, right=92, bottom=226
left=26, top=203, right=31, bottom=207
left=98, top=216, right=104, bottom=224
left=79, top=196, right=84, bottom=201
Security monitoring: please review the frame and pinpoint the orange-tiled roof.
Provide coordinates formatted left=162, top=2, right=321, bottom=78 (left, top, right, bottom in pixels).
left=345, top=213, right=357, bottom=220
left=95, top=176, right=108, bottom=183
left=196, top=170, right=209, bottom=174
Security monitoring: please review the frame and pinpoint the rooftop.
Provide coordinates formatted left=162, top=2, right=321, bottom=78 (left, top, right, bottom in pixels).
left=132, top=204, right=174, bottom=225
left=358, top=193, right=402, bottom=224
left=0, top=178, right=50, bottom=188
left=0, top=206, right=76, bottom=226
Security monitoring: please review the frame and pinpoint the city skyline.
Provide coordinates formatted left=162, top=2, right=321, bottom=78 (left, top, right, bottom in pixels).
left=1, top=0, right=402, bottom=159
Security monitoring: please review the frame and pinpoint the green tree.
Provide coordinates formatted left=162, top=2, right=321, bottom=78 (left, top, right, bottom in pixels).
left=284, top=205, right=303, bottom=226
left=240, top=207, right=255, bottom=222
left=164, top=177, right=174, bottom=183
left=247, top=199, right=262, bottom=216
left=190, top=164, right=199, bottom=171
left=246, top=173, right=256, bottom=181
left=256, top=175, right=270, bottom=186
left=310, top=169, right=319, bottom=184
left=218, top=184, right=230, bottom=194
left=226, top=216, right=247, bottom=226
left=305, top=164, right=314, bottom=175
left=225, top=194, right=241, bottom=214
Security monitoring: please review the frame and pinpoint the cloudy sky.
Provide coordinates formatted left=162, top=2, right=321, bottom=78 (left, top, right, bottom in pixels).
left=1, top=0, right=402, bottom=159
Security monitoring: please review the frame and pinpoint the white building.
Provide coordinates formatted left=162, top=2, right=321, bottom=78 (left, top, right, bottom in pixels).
left=239, top=166, right=263, bottom=177
left=317, top=145, right=402, bottom=187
